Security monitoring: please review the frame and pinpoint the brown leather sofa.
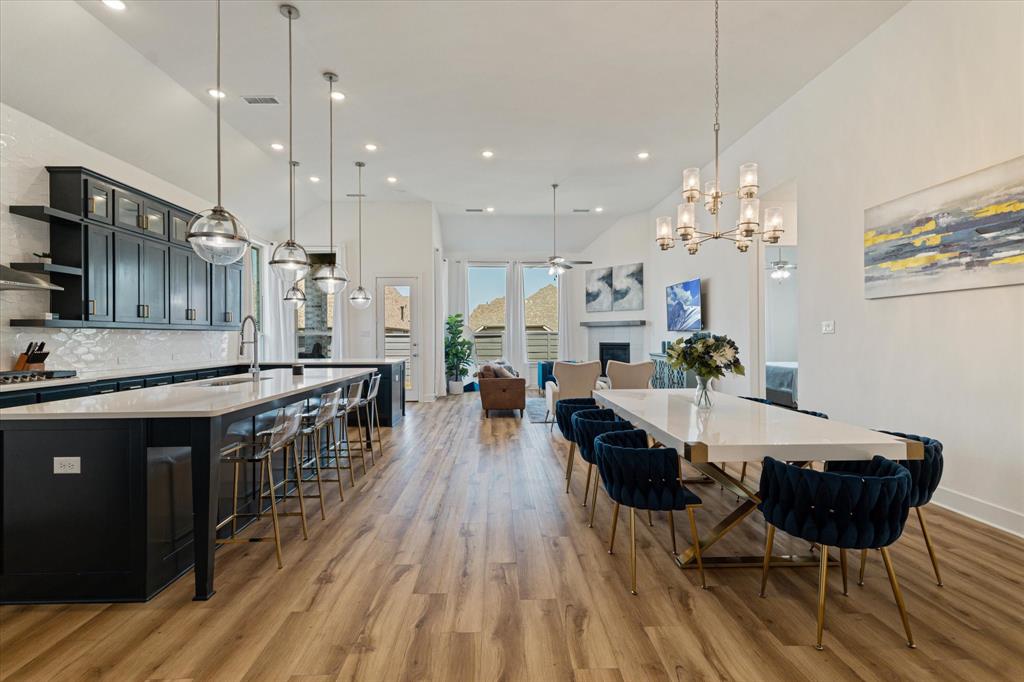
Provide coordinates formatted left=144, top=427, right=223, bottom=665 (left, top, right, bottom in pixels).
left=476, top=364, right=526, bottom=417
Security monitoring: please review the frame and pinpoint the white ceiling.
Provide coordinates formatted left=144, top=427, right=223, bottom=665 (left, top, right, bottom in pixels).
left=4, top=0, right=905, bottom=249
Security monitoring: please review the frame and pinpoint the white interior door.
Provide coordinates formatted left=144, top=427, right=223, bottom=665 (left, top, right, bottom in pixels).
left=376, top=276, right=419, bottom=401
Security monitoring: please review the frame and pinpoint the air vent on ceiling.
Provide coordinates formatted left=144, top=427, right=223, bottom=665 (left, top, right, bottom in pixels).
left=242, top=95, right=280, bottom=105
left=345, top=193, right=366, bottom=198
left=572, top=208, right=590, bottom=213
left=465, top=208, right=484, bottom=213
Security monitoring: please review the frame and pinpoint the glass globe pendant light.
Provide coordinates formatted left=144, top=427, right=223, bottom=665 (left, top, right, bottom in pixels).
left=284, top=282, right=306, bottom=307
left=348, top=161, right=372, bottom=310
left=268, top=4, right=310, bottom=284
left=186, top=0, right=250, bottom=265
left=311, top=72, right=350, bottom=294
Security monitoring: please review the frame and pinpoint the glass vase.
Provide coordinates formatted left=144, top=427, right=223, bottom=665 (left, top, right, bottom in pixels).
left=695, top=375, right=714, bottom=408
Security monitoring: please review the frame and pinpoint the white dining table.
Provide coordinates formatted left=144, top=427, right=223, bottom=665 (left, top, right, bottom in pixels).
left=593, top=389, right=922, bottom=569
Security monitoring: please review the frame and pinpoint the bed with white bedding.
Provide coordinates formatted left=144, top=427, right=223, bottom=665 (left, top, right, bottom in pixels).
left=765, top=361, right=798, bottom=406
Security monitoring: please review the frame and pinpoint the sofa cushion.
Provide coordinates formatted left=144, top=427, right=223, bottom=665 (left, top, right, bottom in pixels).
left=476, top=365, right=496, bottom=379
left=493, top=364, right=516, bottom=378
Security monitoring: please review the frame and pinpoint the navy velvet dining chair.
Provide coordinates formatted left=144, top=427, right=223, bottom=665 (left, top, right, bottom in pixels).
left=827, top=431, right=945, bottom=586
left=594, top=429, right=707, bottom=594
left=570, top=409, right=633, bottom=525
left=758, top=455, right=915, bottom=650
left=555, top=398, right=597, bottom=485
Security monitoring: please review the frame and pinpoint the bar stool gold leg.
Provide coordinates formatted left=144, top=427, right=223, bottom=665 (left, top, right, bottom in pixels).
left=310, top=427, right=327, bottom=520
left=328, top=420, right=345, bottom=501
left=264, top=458, right=284, bottom=569
left=880, top=547, right=916, bottom=648
left=840, top=549, right=849, bottom=596
left=917, top=507, right=943, bottom=586
left=257, top=459, right=267, bottom=518
left=343, top=416, right=358, bottom=485
left=816, top=544, right=829, bottom=650
left=608, top=502, right=620, bottom=554
left=687, top=506, right=707, bottom=590
left=372, top=401, right=384, bottom=455
left=668, top=510, right=677, bottom=556
left=760, top=524, right=776, bottom=597
left=588, top=475, right=600, bottom=528
left=858, top=548, right=868, bottom=586
left=230, top=461, right=240, bottom=538
left=582, top=463, right=593, bottom=507
left=356, top=407, right=372, bottom=469
left=629, top=507, right=638, bottom=595
left=290, top=443, right=309, bottom=540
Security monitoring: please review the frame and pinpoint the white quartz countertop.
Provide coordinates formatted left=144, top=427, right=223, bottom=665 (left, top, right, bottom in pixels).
left=0, top=368, right=371, bottom=419
left=0, top=358, right=403, bottom=393
left=594, top=389, right=922, bottom=463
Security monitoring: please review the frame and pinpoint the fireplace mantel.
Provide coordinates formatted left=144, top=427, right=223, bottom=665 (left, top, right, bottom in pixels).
left=579, top=320, right=646, bottom=328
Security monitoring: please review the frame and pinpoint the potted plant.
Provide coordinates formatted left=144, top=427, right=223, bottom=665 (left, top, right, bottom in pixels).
left=666, top=332, right=745, bottom=408
left=444, top=313, right=474, bottom=395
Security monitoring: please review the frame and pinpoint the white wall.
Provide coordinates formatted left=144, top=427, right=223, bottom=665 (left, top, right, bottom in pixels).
left=568, top=0, right=1024, bottom=534
left=0, top=103, right=249, bottom=373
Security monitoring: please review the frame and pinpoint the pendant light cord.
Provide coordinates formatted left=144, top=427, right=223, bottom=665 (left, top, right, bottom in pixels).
left=552, top=183, right=558, bottom=256
left=215, top=0, right=222, bottom=207
left=328, top=80, right=334, bottom=253
left=713, top=0, right=720, bottom=195
left=287, top=9, right=295, bottom=242
left=357, top=163, right=364, bottom=284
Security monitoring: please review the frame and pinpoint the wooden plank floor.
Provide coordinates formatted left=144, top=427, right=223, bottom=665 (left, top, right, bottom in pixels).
left=2, top=394, right=1023, bottom=681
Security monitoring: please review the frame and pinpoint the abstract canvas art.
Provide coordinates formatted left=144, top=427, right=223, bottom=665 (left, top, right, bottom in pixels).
left=864, top=156, right=1024, bottom=299
left=585, top=266, right=613, bottom=312
left=666, top=278, right=702, bottom=331
left=612, top=263, right=644, bottom=311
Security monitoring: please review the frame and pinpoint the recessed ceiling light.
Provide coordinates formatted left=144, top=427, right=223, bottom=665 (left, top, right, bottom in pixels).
left=364, top=143, right=378, bottom=152
left=330, top=91, right=346, bottom=101
left=270, top=143, right=284, bottom=151
left=386, top=176, right=398, bottom=184
left=309, top=176, right=320, bottom=183
left=636, top=151, right=650, bottom=160
left=208, top=89, right=226, bottom=99
left=103, top=0, right=126, bottom=10
left=481, top=150, right=494, bottom=159
left=485, top=207, right=495, bottom=213
left=595, top=206, right=604, bottom=213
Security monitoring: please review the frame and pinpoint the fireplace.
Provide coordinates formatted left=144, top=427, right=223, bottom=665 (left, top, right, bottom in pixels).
left=599, top=342, right=630, bottom=376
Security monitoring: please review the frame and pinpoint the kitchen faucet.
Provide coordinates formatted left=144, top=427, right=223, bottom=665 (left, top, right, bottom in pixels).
left=239, top=315, right=260, bottom=379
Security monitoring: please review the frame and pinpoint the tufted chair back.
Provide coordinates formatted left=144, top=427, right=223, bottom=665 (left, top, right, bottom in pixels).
left=571, top=409, right=633, bottom=465
left=798, top=408, right=829, bottom=419
left=828, top=431, right=943, bottom=508
left=554, top=398, right=597, bottom=443
left=594, top=429, right=702, bottom=512
left=759, top=456, right=911, bottom=549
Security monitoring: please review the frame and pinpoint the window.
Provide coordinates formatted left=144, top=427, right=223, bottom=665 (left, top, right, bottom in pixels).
left=249, top=245, right=262, bottom=331
left=524, top=266, right=558, bottom=361
left=295, top=254, right=335, bottom=358
left=467, top=265, right=507, bottom=362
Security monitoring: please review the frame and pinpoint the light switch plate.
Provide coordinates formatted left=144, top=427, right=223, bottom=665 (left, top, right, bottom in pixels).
left=821, top=320, right=836, bottom=334
left=53, top=457, right=81, bottom=474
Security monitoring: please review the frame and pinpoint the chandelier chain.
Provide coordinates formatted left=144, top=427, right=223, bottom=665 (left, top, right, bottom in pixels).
left=713, top=0, right=719, bottom=133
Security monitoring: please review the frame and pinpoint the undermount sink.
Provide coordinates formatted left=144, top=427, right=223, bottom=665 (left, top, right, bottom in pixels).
left=198, top=376, right=273, bottom=387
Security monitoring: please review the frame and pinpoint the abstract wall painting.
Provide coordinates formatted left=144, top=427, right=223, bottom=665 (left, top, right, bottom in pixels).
left=864, top=156, right=1024, bottom=299
left=585, top=266, right=613, bottom=312
left=612, top=263, right=644, bottom=311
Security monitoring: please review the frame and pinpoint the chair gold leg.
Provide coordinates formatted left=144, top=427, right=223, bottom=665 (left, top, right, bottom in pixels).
left=565, top=442, right=576, bottom=492
left=363, top=404, right=375, bottom=466
left=290, top=444, right=309, bottom=540
left=342, top=417, right=358, bottom=486
left=917, top=507, right=943, bottom=586
left=629, top=508, right=638, bottom=595
left=668, top=510, right=677, bottom=556
left=840, top=548, right=848, bottom=596
left=230, top=461, right=240, bottom=538
left=588, top=475, right=600, bottom=528
left=608, top=502, right=620, bottom=554
left=759, top=524, right=776, bottom=597
left=311, top=428, right=327, bottom=520
left=257, top=459, right=267, bottom=518
left=740, top=461, right=747, bottom=484
left=372, top=401, right=384, bottom=455
left=355, top=409, right=369, bottom=473
left=816, top=544, right=829, bottom=650
left=647, top=509, right=653, bottom=527
left=264, top=458, right=284, bottom=569
left=880, top=547, right=916, bottom=648
left=858, top=548, right=867, bottom=586
left=582, top=463, right=593, bottom=507
left=687, top=507, right=707, bottom=590
left=328, top=421, right=345, bottom=501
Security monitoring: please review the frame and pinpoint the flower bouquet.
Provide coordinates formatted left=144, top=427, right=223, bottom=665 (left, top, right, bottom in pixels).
left=666, top=333, right=745, bottom=408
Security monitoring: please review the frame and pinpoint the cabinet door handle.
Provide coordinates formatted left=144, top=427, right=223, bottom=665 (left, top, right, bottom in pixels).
left=137, top=213, right=146, bottom=229
left=88, top=299, right=96, bottom=315
left=225, top=311, right=232, bottom=323
left=146, top=304, right=151, bottom=318
left=87, top=197, right=96, bottom=214
left=99, top=388, right=115, bottom=394
left=137, top=303, right=144, bottom=318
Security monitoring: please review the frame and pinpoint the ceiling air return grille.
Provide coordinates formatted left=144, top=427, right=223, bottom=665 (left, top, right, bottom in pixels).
left=242, top=95, right=280, bottom=105
left=465, top=208, right=484, bottom=213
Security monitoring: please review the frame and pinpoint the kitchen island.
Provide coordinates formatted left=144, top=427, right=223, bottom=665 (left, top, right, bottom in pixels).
left=0, top=367, right=371, bottom=604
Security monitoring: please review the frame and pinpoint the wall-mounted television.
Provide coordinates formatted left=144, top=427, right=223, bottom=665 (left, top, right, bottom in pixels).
left=666, top=278, right=702, bottom=331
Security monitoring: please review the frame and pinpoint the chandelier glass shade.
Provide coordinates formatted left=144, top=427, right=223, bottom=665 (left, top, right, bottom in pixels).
left=283, top=283, right=307, bottom=307
left=269, top=239, right=309, bottom=283
left=313, top=263, right=349, bottom=293
left=348, top=285, right=372, bottom=309
left=656, top=0, right=783, bottom=256
left=187, top=0, right=249, bottom=265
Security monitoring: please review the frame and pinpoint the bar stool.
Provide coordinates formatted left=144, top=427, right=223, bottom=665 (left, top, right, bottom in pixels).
left=298, top=389, right=342, bottom=518
left=326, top=381, right=368, bottom=484
left=358, top=373, right=385, bottom=459
left=216, top=403, right=304, bottom=568
left=258, top=401, right=310, bottom=541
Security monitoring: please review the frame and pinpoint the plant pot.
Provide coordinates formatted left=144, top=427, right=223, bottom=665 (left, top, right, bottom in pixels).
left=694, top=375, right=714, bottom=408
left=448, top=380, right=465, bottom=395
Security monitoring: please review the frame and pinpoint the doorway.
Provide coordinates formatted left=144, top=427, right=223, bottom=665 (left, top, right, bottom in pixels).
left=376, top=276, right=419, bottom=401
left=763, top=245, right=799, bottom=407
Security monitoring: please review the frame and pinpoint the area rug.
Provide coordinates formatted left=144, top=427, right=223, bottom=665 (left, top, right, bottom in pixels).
left=525, top=398, right=552, bottom=424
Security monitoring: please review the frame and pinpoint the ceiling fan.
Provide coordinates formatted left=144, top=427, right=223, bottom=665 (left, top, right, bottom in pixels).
left=547, top=183, right=592, bottom=275
left=766, top=246, right=797, bottom=281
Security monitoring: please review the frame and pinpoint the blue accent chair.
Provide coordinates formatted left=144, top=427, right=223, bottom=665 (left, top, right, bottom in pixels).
left=554, top=398, right=597, bottom=483
left=758, top=456, right=915, bottom=650
left=595, top=429, right=707, bottom=594
left=538, top=361, right=555, bottom=397
left=570, top=409, right=633, bottom=520
left=827, top=432, right=945, bottom=586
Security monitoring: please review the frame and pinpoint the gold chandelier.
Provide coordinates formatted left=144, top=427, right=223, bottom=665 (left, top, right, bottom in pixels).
left=656, top=0, right=783, bottom=255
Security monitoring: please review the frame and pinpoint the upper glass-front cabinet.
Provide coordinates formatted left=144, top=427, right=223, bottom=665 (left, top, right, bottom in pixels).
left=143, top=200, right=168, bottom=237
left=169, top=209, right=193, bottom=245
left=114, top=188, right=145, bottom=231
left=85, top=178, right=113, bottom=224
